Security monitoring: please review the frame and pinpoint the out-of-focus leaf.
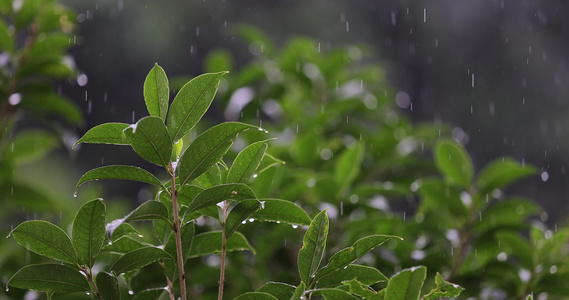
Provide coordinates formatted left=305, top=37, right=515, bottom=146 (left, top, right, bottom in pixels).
left=316, top=265, right=388, bottom=288
left=234, top=292, right=279, bottom=300
left=434, top=139, right=473, bottom=189
left=251, top=199, right=311, bottom=225
left=167, top=72, right=228, bottom=141
left=72, top=199, right=106, bottom=267
left=188, top=231, right=255, bottom=257
left=384, top=266, right=427, bottom=300
left=184, top=183, right=257, bottom=215
left=111, top=246, right=172, bottom=275
left=125, top=201, right=170, bottom=223
left=422, top=273, right=464, bottom=299
left=417, top=178, right=468, bottom=219
left=144, top=63, right=169, bottom=121
left=178, top=122, right=257, bottom=186
left=0, top=182, right=57, bottom=210
left=0, top=18, right=14, bottom=52
left=10, top=220, right=78, bottom=265
left=20, top=94, right=82, bottom=125
left=96, top=272, right=120, bottom=300
left=334, top=143, right=364, bottom=191
left=4, top=130, right=58, bottom=163
left=8, top=264, right=90, bottom=293
left=298, top=210, right=329, bottom=286
left=75, top=165, right=166, bottom=193
left=204, top=49, right=234, bottom=73
left=314, top=235, right=400, bottom=283
left=227, top=140, right=268, bottom=183
left=74, top=123, right=129, bottom=147
left=494, top=231, right=533, bottom=270
left=257, top=282, right=296, bottom=300
left=474, top=197, right=540, bottom=234
left=256, top=153, right=285, bottom=174
left=124, top=116, right=172, bottom=168
left=476, top=157, right=537, bottom=193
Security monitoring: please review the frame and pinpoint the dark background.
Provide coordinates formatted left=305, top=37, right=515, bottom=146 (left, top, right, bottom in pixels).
left=60, top=0, right=569, bottom=223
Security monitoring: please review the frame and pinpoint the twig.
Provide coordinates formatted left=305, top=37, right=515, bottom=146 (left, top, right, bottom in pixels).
left=169, top=162, right=187, bottom=299
left=218, top=200, right=229, bottom=300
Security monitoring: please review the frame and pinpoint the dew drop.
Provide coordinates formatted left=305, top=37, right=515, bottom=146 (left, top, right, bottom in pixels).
left=73, top=192, right=78, bottom=198
left=248, top=218, right=254, bottom=223
left=128, top=290, right=134, bottom=295
left=292, top=224, right=298, bottom=229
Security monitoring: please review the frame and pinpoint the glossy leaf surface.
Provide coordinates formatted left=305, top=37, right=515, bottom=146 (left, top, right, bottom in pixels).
left=74, top=123, right=129, bottom=147
left=144, top=63, right=169, bottom=120
left=76, top=165, right=166, bottom=193
left=8, top=264, right=90, bottom=293
left=124, top=116, right=172, bottom=168
left=298, top=210, right=329, bottom=286
left=72, top=199, right=106, bottom=267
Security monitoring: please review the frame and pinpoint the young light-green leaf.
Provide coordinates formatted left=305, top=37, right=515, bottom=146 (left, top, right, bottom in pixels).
left=234, top=292, right=279, bottom=300
left=385, top=266, right=427, bottom=300
left=167, top=71, right=228, bottom=141
left=188, top=231, right=256, bottom=257
left=124, top=116, right=172, bottom=168
left=251, top=199, right=311, bottom=225
left=178, top=122, right=257, bottom=186
left=72, top=199, right=106, bottom=268
left=73, top=123, right=129, bottom=147
left=125, top=200, right=170, bottom=223
left=476, top=157, right=537, bottom=193
left=110, top=246, right=172, bottom=275
left=96, top=272, right=120, bottom=300
left=184, top=183, right=257, bottom=215
left=226, top=200, right=262, bottom=238
left=227, top=140, right=268, bottom=183
left=422, top=273, right=464, bottom=300
left=434, top=139, right=473, bottom=189
left=8, top=264, right=90, bottom=293
left=76, top=165, right=166, bottom=193
left=10, top=220, right=78, bottom=265
left=298, top=210, right=329, bottom=286
left=144, top=64, right=169, bottom=121
left=314, top=235, right=400, bottom=284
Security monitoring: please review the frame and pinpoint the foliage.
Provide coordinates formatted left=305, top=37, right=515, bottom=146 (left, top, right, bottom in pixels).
left=2, top=2, right=568, bottom=300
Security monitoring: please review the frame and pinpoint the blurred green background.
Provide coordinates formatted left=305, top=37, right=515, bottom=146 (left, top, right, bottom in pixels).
left=58, top=0, right=568, bottom=222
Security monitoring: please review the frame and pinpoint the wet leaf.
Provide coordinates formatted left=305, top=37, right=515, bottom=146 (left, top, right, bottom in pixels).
left=251, top=199, right=311, bottom=225
left=316, top=265, right=388, bottom=288
left=125, top=200, right=170, bottom=223
left=111, top=246, right=172, bottom=275
left=8, top=264, right=90, bottom=293
left=226, top=200, right=262, bottom=238
left=234, top=292, right=279, bottom=300
left=310, top=288, right=359, bottom=300
left=291, top=282, right=305, bottom=300
left=167, top=72, right=228, bottom=141
left=74, top=123, right=129, bottom=147
left=227, top=140, right=268, bottom=183
left=184, top=183, right=257, bottom=215
left=72, top=199, right=106, bottom=268
left=124, top=116, right=172, bottom=168
left=422, top=273, right=464, bottom=299
left=96, top=272, right=120, bottom=300
left=385, top=266, right=427, bottom=300
left=144, top=63, right=169, bottom=121
left=257, top=282, right=296, bottom=300
left=188, top=231, right=255, bottom=257
left=298, top=210, right=329, bottom=286
left=434, top=139, right=473, bottom=189
left=76, top=165, right=166, bottom=193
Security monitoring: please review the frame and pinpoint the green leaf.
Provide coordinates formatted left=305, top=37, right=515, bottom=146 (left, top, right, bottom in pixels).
left=8, top=264, right=90, bottom=293
left=188, top=231, right=256, bottom=257
left=72, top=199, right=106, bottom=267
left=334, top=143, right=364, bottom=191
left=132, top=288, right=168, bottom=300
left=310, top=288, right=359, bottom=300
left=345, top=279, right=382, bottom=300
left=257, top=282, right=296, bottom=300
left=192, top=163, right=222, bottom=188
left=314, top=235, right=400, bottom=283
left=204, top=49, right=234, bottom=73
left=422, top=273, right=464, bottom=300
left=476, top=157, right=537, bottom=193
left=385, top=266, right=427, bottom=300
left=0, top=19, right=14, bottom=52
left=10, top=220, right=78, bottom=265
left=257, top=153, right=286, bottom=174
left=178, top=122, right=257, bottom=186
left=144, top=64, right=169, bottom=121
left=104, top=236, right=146, bottom=254
left=185, top=183, right=257, bottom=215
left=111, top=246, right=172, bottom=275
left=20, top=93, right=82, bottom=125
left=474, top=197, right=540, bottom=234
left=495, top=230, right=534, bottom=269
left=292, top=282, right=305, bottom=300
left=0, top=182, right=57, bottom=210
left=74, top=123, right=130, bottom=147
left=227, top=140, right=268, bottom=183
left=251, top=199, right=311, bottom=225
left=167, top=71, right=228, bottom=141
left=4, top=130, right=58, bottom=163
left=298, top=210, right=329, bottom=286
left=124, top=116, right=172, bottom=168
left=178, top=184, right=205, bottom=206
left=75, top=165, right=166, bottom=193
left=96, top=272, right=120, bottom=300
left=226, top=200, right=262, bottom=238
left=110, top=223, right=142, bottom=241
left=125, top=200, right=170, bottom=223
left=434, top=139, right=473, bottom=189
left=234, top=292, right=279, bottom=300
left=316, top=265, right=388, bottom=288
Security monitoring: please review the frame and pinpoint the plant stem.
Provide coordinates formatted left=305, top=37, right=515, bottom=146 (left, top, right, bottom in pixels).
left=165, top=273, right=176, bottom=300
left=83, top=267, right=101, bottom=299
left=169, top=162, right=187, bottom=300
left=218, top=200, right=229, bottom=300
left=448, top=189, right=478, bottom=281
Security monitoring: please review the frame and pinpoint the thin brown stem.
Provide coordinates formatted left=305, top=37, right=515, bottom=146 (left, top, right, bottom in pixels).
left=218, top=200, right=229, bottom=300
left=165, top=272, right=176, bottom=300
left=169, top=162, right=187, bottom=300
left=83, top=267, right=101, bottom=299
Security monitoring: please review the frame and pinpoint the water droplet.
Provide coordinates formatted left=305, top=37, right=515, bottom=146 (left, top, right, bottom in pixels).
left=241, top=220, right=247, bottom=224
left=541, top=171, right=549, bottom=182
left=77, top=74, right=88, bottom=86
left=292, top=224, right=298, bottom=229
left=343, top=266, right=348, bottom=269
left=231, top=190, right=238, bottom=195
left=259, top=200, right=265, bottom=209
left=248, top=218, right=254, bottom=223
left=128, top=290, right=134, bottom=295
left=8, top=93, right=21, bottom=105
left=252, top=174, right=258, bottom=178
left=73, top=192, right=78, bottom=198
